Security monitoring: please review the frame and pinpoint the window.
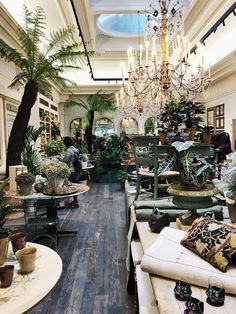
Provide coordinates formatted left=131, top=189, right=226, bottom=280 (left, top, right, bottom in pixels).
left=207, top=104, right=224, bottom=132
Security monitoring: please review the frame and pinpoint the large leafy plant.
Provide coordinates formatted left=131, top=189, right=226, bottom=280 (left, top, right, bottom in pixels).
left=160, top=141, right=212, bottom=191
left=0, top=6, right=93, bottom=175
left=22, top=125, right=44, bottom=175
left=100, top=135, right=125, bottom=168
left=43, top=140, right=65, bottom=156
left=179, top=99, right=205, bottom=128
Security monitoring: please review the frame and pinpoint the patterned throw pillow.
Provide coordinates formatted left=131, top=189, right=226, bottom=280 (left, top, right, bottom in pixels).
left=181, top=217, right=236, bottom=272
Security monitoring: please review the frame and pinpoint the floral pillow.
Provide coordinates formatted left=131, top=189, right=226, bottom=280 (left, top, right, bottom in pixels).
left=181, top=216, right=236, bottom=272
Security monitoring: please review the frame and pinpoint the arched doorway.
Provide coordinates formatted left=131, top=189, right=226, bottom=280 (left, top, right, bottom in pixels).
left=144, top=117, right=157, bottom=135
left=95, top=118, right=114, bottom=137
left=120, top=117, right=138, bottom=135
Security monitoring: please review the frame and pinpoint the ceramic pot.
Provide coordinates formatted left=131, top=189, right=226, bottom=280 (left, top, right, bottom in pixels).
left=0, top=237, right=9, bottom=266
left=159, top=132, right=167, bottom=145
left=18, top=184, right=32, bottom=196
left=34, top=182, right=45, bottom=193
left=0, top=265, right=14, bottom=288
left=225, top=191, right=236, bottom=223
left=10, top=232, right=27, bottom=254
left=186, top=127, right=196, bottom=141
left=15, top=247, right=37, bottom=274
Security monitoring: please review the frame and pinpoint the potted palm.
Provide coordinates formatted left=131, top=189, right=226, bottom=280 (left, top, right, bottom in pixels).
left=197, top=124, right=214, bottom=144
left=15, top=172, right=35, bottom=195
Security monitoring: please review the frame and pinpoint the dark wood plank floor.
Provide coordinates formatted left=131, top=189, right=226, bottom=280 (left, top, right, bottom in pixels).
left=28, top=183, right=135, bottom=314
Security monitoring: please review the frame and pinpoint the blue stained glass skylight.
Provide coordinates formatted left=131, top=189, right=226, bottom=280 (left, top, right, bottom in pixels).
left=97, top=14, right=145, bottom=38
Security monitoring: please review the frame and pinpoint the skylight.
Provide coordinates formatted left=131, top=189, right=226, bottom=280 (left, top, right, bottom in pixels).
left=97, top=14, right=145, bottom=38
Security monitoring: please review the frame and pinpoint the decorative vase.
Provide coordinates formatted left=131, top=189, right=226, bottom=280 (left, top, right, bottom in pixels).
left=47, top=176, right=65, bottom=194
left=225, top=191, right=236, bottom=223
left=18, top=184, right=32, bottom=196
left=0, top=237, right=9, bottom=266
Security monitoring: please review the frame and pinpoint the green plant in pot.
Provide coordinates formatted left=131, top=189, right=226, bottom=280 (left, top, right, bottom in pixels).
left=180, top=99, right=205, bottom=138
left=197, top=124, right=214, bottom=144
left=15, top=172, right=35, bottom=195
left=158, top=98, right=186, bottom=132
left=43, top=140, right=65, bottom=157
left=161, top=141, right=216, bottom=225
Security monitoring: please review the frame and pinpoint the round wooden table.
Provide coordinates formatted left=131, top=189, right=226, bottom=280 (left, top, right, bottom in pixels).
left=0, top=243, right=62, bottom=314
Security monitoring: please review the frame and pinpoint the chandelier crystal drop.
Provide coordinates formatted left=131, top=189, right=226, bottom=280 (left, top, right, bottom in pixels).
left=117, top=0, right=211, bottom=116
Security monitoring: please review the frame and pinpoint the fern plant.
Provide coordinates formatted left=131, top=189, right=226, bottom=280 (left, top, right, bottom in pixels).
left=0, top=6, right=93, bottom=175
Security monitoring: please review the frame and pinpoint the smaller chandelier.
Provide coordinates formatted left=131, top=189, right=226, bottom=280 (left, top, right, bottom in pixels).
left=117, top=0, right=211, bottom=116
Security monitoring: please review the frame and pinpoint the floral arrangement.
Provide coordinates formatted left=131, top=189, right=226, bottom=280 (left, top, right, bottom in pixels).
left=15, top=172, right=35, bottom=185
left=40, top=162, right=71, bottom=178
left=43, top=140, right=65, bottom=156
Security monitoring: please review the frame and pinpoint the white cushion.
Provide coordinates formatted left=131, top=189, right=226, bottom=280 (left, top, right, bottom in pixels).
left=141, top=227, right=236, bottom=295
left=136, top=265, right=159, bottom=314
left=131, top=240, right=143, bottom=266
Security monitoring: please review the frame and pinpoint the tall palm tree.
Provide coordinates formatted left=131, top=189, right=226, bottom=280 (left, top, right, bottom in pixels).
left=0, top=6, right=93, bottom=176
left=61, top=90, right=116, bottom=153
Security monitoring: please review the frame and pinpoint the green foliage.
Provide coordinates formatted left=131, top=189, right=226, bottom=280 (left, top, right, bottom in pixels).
left=160, top=141, right=212, bottom=190
left=158, top=98, right=186, bottom=131
left=197, top=124, right=214, bottom=134
left=180, top=98, right=205, bottom=128
left=100, top=135, right=125, bottom=168
left=0, top=178, right=9, bottom=195
left=43, top=140, right=65, bottom=156
left=22, top=125, right=44, bottom=175
left=228, top=173, right=236, bottom=192
left=94, top=166, right=108, bottom=178
left=40, top=162, right=71, bottom=178
left=0, top=6, right=93, bottom=95
left=117, top=170, right=129, bottom=183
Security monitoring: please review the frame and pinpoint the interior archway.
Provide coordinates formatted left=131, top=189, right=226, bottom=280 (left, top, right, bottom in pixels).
left=120, top=117, right=138, bottom=135
left=95, top=118, right=114, bottom=137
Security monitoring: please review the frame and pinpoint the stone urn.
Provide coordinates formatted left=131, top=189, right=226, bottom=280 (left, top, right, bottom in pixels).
left=167, top=184, right=217, bottom=225
left=47, top=176, right=65, bottom=194
left=18, top=184, right=33, bottom=196
left=225, top=191, right=236, bottom=223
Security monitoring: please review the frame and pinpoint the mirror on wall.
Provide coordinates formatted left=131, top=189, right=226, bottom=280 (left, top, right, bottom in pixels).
left=120, top=117, right=138, bottom=135
left=95, top=118, right=114, bottom=137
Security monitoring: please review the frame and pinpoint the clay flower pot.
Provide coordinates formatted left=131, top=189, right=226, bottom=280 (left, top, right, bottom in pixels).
left=0, top=237, right=9, bottom=266
left=15, top=247, right=37, bottom=274
left=0, top=265, right=14, bottom=288
left=10, top=232, right=28, bottom=254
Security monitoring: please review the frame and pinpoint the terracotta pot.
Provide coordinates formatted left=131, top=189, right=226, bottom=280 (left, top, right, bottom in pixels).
left=0, top=265, right=14, bottom=288
left=225, top=191, right=236, bottom=223
left=0, top=237, right=9, bottom=266
left=186, top=128, right=196, bottom=141
left=159, top=132, right=167, bottom=145
left=15, top=247, right=37, bottom=274
left=200, top=132, right=211, bottom=144
left=10, top=232, right=27, bottom=254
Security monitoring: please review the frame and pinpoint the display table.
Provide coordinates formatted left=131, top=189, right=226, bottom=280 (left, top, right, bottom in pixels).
left=0, top=243, right=62, bottom=314
left=136, top=222, right=236, bottom=314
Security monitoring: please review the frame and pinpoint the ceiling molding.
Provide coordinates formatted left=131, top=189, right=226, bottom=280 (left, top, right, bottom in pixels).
left=185, top=0, right=234, bottom=44
left=211, top=50, right=236, bottom=84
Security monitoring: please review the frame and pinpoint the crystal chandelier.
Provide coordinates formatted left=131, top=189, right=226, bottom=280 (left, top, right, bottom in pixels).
left=117, top=0, right=211, bottom=116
